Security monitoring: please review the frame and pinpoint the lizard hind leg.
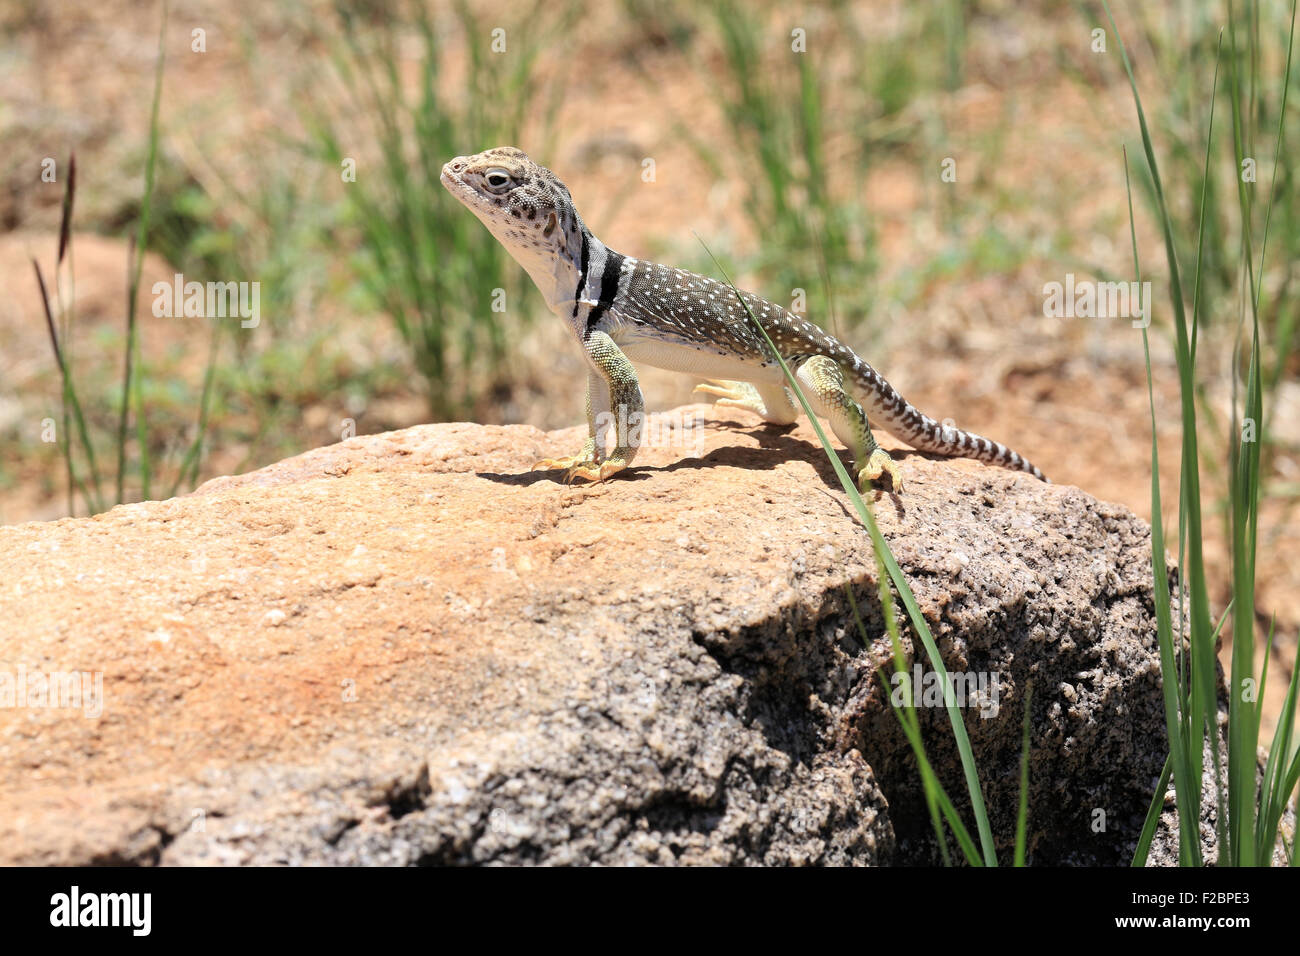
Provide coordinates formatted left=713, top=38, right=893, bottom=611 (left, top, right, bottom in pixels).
left=694, top=379, right=798, bottom=425
left=794, top=355, right=903, bottom=493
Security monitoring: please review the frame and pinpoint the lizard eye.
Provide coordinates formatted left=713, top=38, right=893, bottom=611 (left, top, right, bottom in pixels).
left=483, top=167, right=512, bottom=190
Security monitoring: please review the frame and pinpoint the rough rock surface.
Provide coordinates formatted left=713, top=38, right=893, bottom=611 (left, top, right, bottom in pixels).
left=0, top=405, right=1198, bottom=864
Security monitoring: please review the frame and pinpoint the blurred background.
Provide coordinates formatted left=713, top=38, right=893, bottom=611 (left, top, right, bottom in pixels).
left=0, top=1, right=1296, bottom=727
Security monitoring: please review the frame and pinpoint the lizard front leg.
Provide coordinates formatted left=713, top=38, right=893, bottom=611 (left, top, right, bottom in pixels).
left=532, top=367, right=604, bottom=472
left=535, top=331, right=645, bottom=484
left=566, top=331, right=644, bottom=482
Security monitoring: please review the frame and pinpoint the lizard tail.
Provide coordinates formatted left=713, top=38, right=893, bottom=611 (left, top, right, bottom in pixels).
left=845, top=356, right=1048, bottom=482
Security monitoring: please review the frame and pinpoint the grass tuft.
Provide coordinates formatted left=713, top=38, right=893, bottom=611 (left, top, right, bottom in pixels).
left=1105, top=0, right=1300, bottom=867
left=33, top=0, right=222, bottom=517
left=305, top=0, right=577, bottom=421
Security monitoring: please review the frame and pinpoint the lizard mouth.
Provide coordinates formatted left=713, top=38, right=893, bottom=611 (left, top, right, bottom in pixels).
left=439, top=163, right=480, bottom=207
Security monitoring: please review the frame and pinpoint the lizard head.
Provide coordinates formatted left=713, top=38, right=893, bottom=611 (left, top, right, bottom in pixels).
left=441, top=147, right=588, bottom=311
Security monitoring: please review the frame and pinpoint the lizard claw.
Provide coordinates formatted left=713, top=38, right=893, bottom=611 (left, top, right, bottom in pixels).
left=694, top=379, right=766, bottom=415
left=694, top=379, right=743, bottom=400
left=533, top=438, right=602, bottom=475
left=532, top=455, right=595, bottom=472
left=564, top=458, right=630, bottom=484
left=857, top=448, right=904, bottom=494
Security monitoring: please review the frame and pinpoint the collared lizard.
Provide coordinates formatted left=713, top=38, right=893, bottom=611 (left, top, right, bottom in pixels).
left=441, top=146, right=1046, bottom=491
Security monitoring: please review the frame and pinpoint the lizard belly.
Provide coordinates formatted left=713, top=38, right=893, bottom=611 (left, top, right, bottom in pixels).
left=619, top=336, right=786, bottom=385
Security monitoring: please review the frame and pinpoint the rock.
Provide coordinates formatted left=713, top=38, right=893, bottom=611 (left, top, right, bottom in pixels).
left=0, top=405, right=1200, bottom=864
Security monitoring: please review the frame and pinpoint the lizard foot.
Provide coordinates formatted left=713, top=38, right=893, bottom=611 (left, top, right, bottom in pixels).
left=564, top=459, right=630, bottom=484
left=532, top=454, right=599, bottom=473
left=857, top=448, right=904, bottom=494
left=693, top=379, right=766, bottom=416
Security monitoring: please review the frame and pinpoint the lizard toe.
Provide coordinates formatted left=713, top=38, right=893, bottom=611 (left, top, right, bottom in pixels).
left=564, top=458, right=630, bottom=484
left=857, top=449, right=904, bottom=494
left=533, top=454, right=600, bottom=473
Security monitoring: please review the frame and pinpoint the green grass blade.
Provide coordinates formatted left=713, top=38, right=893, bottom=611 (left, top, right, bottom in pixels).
left=1132, top=754, right=1174, bottom=867
left=1014, top=682, right=1033, bottom=867
left=32, top=258, right=103, bottom=515
left=119, top=1, right=168, bottom=505
left=1224, top=0, right=1262, bottom=868
left=1122, top=145, right=1199, bottom=864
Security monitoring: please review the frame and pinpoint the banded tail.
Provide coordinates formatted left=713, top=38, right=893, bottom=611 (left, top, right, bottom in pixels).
left=847, top=357, right=1047, bottom=482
